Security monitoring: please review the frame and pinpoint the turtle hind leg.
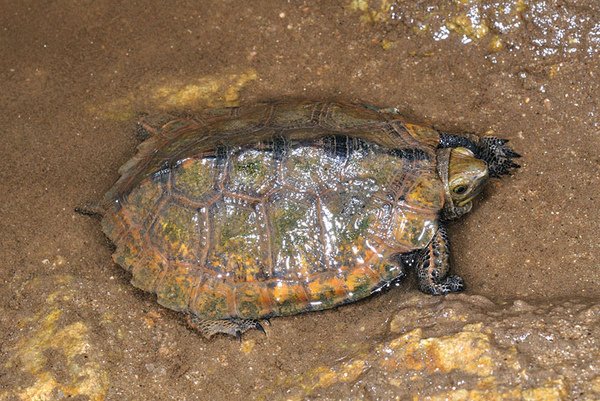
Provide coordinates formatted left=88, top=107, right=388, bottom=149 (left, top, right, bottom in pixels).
left=135, top=115, right=164, bottom=141
left=135, top=112, right=197, bottom=141
left=186, top=315, right=266, bottom=340
left=416, top=225, right=464, bottom=295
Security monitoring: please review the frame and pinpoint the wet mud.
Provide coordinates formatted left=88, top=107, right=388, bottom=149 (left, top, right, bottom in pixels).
left=1, top=1, right=598, bottom=400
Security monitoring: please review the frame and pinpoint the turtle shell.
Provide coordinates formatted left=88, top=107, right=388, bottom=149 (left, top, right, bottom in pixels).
left=101, top=101, right=445, bottom=320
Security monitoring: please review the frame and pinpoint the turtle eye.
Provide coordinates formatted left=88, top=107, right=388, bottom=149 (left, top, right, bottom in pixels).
left=453, top=185, right=468, bottom=195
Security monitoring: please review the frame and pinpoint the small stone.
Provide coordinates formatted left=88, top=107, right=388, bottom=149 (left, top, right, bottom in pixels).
left=241, top=339, right=255, bottom=354
left=54, top=255, right=67, bottom=266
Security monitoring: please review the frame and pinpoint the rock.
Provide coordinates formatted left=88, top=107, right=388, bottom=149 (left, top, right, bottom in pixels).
left=270, top=294, right=599, bottom=401
left=2, top=275, right=109, bottom=401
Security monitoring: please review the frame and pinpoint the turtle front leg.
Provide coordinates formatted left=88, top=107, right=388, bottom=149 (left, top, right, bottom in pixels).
left=416, top=225, right=464, bottom=295
left=439, top=133, right=520, bottom=177
left=186, top=314, right=266, bottom=340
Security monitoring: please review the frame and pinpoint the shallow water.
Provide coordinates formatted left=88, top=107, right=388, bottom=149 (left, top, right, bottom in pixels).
left=1, top=1, right=598, bottom=400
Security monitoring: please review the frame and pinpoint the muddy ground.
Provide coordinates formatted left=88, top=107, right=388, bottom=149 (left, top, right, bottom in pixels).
left=1, top=1, right=598, bottom=400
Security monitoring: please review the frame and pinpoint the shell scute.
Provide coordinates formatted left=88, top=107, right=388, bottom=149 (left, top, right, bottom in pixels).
left=404, top=171, right=445, bottom=210
left=155, top=264, right=196, bottom=311
left=235, top=283, right=273, bottom=319
left=173, top=158, right=217, bottom=202
left=344, top=265, right=382, bottom=300
left=122, top=178, right=164, bottom=227
left=322, top=103, right=384, bottom=130
left=269, top=281, right=310, bottom=316
left=306, top=274, right=349, bottom=309
left=150, top=203, right=205, bottom=262
left=129, top=253, right=165, bottom=292
left=226, top=148, right=277, bottom=197
left=403, top=123, right=441, bottom=147
left=189, top=278, right=233, bottom=319
left=378, top=261, right=404, bottom=282
left=268, top=101, right=320, bottom=128
left=111, top=233, right=142, bottom=272
left=206, top=104, right=269, bottom=134
left=268, top=191, right=327, bottom=278
left=283, top=144, right=341, bottom=192
left=391, top=208, right=437, bottom=249
left=206, top=198, right=267, bottom=279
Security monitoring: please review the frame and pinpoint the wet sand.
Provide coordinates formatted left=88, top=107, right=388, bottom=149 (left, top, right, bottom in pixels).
left=1, top=1, right=598, bottom=400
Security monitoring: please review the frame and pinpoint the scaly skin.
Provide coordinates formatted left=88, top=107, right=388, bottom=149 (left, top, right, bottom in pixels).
left=415, top=225, right=464, bottom=295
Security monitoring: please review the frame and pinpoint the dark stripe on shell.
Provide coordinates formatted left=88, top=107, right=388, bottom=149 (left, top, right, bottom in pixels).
left=388, top=148, right=430, bottom=161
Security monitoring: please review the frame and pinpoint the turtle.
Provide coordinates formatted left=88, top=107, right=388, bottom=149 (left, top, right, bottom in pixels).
left=84, top=100, right=519, bottom=338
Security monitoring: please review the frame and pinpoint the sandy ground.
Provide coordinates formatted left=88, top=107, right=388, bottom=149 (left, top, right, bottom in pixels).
left=1, top=1, right=598, bottom=400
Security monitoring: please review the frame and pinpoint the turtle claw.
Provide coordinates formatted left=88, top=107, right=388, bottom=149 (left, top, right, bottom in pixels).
left=233, top=318, right=267, bottom=338
left=255, top=322, right=267, bottom=335
left=506, top=149, right=522, bottom=158
left=438, top=133, right=521, bottom=176
left=478, top=136, right=521, bottom=177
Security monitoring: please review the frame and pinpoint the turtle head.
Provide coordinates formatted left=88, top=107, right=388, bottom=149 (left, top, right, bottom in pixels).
left=438, top=147, right=489, bottom=220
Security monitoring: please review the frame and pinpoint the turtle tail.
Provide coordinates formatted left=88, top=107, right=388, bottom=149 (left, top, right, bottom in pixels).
left=74, top=203, right=106, bottom=219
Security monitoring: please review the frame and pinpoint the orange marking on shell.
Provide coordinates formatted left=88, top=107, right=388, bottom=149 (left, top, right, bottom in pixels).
left=303, top=275, right=349, bottom=308
left=270, top=281, right=310, bottom=316
left=405, top=174, right=444, bottom=210
left=219, top=280, right=238, bottom=318
left=257, top=284, right=275, bottom=314
left=346, top=265, right=381, bottom=291
left=362, top=248, right=377, bottom=264
left=189, top=278, right=235, bottom=319
left=307, top=280, right=325, bottom=298
left=234, top=283, right=274, bottom=318
left=129, top=250, right=166, bottom=292
left=155, top=262, right=198, bottom=311
left=326, top=276, right=348, bottom=297
left=103, top=209, right=132, bottom=248
left=239, top=257, right=262, bottom=282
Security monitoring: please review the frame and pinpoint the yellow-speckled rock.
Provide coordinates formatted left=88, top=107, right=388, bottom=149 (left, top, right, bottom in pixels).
left=262, top=294, right=599, bottom=401
left=87, top=68, right=258, bottom=120
left=2, top=275, right=109, bottom=401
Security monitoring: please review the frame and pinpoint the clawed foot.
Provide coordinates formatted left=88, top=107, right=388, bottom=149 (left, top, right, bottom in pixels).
left=477, top=137, right=521, bottom=177
left=415, top=225, right=465, bottom=296
left=439, top=133, right=520, bottom=178
left=186, top=315, right=269, bottom=340
left=420, top=274, right=464, bottom=295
